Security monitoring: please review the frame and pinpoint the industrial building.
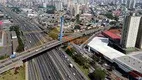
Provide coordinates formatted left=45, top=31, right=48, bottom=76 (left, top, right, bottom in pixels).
left=87, top=36, right=142, bottom=80
left=114, top=52, right=142, bottom=80
left=87, top=37, right=125, bottom=63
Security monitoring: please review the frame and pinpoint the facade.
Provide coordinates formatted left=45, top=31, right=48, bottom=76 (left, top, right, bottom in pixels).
left=127, top=0, right=136, bottom=9
left=121, top=16, right=142, bottom=48
left=39, top=13, right=60, bottom=28
left=54, top=0, right=63, bottom=11
left=114, top=52, right=142, bottom=80
left=0, top=0, right=6, bottom=6
left=136, top=18, right=142, bottom=49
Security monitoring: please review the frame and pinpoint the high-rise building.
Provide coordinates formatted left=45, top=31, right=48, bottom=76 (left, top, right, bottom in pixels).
left=54, top=0, right=63, bottom=11
left=121, top=15, right=142, bottom=48
left=0, top=0, right=6, bottom=6
left=136, top=18, right=142, bottom=49
left=127, top=0, right=136, bottom=9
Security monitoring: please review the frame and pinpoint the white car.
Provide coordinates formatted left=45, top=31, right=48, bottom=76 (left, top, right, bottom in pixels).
left=73, top=73, right=76, bottom=75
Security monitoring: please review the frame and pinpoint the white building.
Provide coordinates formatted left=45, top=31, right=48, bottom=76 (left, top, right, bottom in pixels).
left=87, top=37, right=125, bottom=63
left=121, top=16, right=142, bottom=48
left=54, top=0, right=63, bottom=11
left=0, top=0, right=6, bottom=6
left=127, top=0, right=136, bottom=9
left=87, top=36, right=142, bottom=79
left=114, top=52, right=142, bottom=79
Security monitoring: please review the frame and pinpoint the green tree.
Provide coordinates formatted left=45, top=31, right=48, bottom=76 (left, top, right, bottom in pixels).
left=110, top=21, right=117, bottom=25
left=10, top=26, right=24, bottom=52
left=76, top=14, right=80, bottom=24
left=114, top=16, right=119, bottom=21
left=92, top=68, right=106, bottom=80
left=73, top=54, right=90, bottom=69
left=104, top=13, right=114, bottom=19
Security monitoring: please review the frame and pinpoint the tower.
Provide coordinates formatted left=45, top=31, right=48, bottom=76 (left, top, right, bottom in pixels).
left=121, top=15, right=142, bottom=48
left=127, top=0, right=136, bottom=9
left=59, top=16, right=64, bottom=41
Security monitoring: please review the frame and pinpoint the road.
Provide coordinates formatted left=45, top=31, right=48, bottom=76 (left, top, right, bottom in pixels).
left=27, top=47, right=88, bottom=80
left=28, top=52, right=63, bottom=80
left=0, top=4, right=105, bottom=78
left=0, top=4, right=49, bottom=50
left=0, top=26, right=103, bottom=74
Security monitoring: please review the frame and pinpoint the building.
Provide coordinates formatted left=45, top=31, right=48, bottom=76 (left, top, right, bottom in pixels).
left=114, top=52, right=142, bottom=80
left=0, top=0, right=6, bottom=6
left=87, top=37, right=125, bottom=63
left=127, top=0, right=136, bottom=9
left=54, top=0, right=63, bottom=11
left=136, top=17, right=142, bottom=49
left=38, top=13, right=60, bottom=28
left=87, top=36, right=142, bottom=80
left=121, top=15, right=142, bottom=48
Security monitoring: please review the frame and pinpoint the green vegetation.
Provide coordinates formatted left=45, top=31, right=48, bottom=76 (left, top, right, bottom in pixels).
left=0, top=66, right=25, bottom=80
left=48, top=27, right=60, bottom=39
left=73, top=54, right=90, bottom=69
left=74, top=25, right=81, bottom=30
left=65, top=48, right=74, bottom=56
left=75, top=62, right=90, bottom=80
left=10, top=26, right=24, bottom=52
left=75, top=14, right=80, bottom=24
left=110, top=21, right=117, bottom=25
left=0, top=54, right=9, bottom=60
left=104, top=13, right=119, bottom=21
left=125, top=47, right=137, bottom=54
left=91, top=68, right=106, bottom=80
left=10, top=7, right=21, bottom=13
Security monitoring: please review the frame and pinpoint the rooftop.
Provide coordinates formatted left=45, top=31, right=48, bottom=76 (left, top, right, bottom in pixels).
left=103, top=31, right=121, bottom=40
left=115, top=51, right=142, bottom=74
left=87, top=37, right=125, bottom=61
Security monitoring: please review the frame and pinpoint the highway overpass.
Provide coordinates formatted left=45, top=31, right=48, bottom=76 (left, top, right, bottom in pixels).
left=0, top=27, right=105, bottom=74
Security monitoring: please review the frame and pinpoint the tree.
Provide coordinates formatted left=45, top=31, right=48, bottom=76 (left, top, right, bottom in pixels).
left=104, top=13, right=114, bottom=19
left=110, top=21, right=117, bottom=25
left=74, top=25, right=81, bottom=30
left=90, top=61, right=97, bottom=69
left=92, top=55, right=100, bottom=62
left=76, top=14, right=80, bottom=24
left=114, top=16, right=119, bottom=21
left=73, top=54, right=90, bottom=69
left=92, top=68, right=106, bottom=80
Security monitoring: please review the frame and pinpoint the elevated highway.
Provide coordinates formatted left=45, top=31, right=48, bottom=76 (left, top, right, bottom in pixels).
left=0, top=27, right=105, bottom=74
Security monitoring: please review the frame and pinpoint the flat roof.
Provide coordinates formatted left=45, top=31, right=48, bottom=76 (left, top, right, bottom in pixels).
left=128, top=51, right=142, bottom=61
left=87, top=37, right=124, bottom=60
left=103, top=31, right=120, bottom=39
left=115, top=53, right=142, bottom=74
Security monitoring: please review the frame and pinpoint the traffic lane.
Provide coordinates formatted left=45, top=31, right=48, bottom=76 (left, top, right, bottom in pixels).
left=53, top=49, right=82, bottom=80
left=56, top=48, right=86, bottom=80
left=50, top=50, right=77, bottom=80
left=48, top=51, right=70, bottom=80
left=42, top=53, right=61, bottom=80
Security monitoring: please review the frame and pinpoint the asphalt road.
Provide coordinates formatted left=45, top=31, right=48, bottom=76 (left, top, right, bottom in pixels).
left=27, top=48, right=88, bottom=80
left=28, top=51, right=63, bottom=80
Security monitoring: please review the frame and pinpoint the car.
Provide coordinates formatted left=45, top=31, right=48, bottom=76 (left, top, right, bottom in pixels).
left=68, top=75, right=71, bottom=78
left=65, top=55, right=67, bottom=58
left=67, top=58, right=70, bottom=61
left=69, top=63, right=73, bottom=68
left=36, top=50, right=39, bottom=52
left=73, top=73, right=76, bottom=75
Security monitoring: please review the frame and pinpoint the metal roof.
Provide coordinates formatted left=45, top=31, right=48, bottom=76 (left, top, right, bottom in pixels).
left=87, top=37, right=124, bottom=61
left=115, top=52, right=142, bottom=74
left=103, top=31, right=120, bottom=39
